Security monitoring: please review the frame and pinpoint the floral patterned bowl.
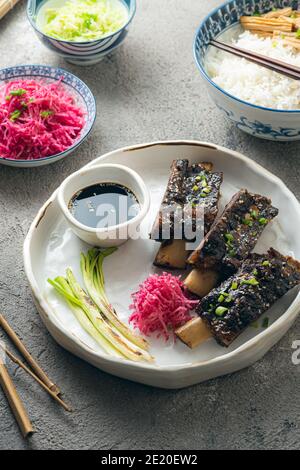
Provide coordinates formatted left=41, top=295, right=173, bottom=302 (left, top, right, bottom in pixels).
left=0, top=65, right=96, bottom=167
left=27, top=0, right=136, bottom=66
left=194, top=0, right=300, bottom=141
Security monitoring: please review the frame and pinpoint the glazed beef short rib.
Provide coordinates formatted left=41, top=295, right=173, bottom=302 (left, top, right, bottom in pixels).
left=188, top=189, right=279, bottom=276
left=150, top=159, right=223, bottom=241
left=198, top=249, right=300, bottom=347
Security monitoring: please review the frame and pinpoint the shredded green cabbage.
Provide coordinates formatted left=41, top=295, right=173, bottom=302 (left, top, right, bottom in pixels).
left=42, top=0, right=128, bottom=42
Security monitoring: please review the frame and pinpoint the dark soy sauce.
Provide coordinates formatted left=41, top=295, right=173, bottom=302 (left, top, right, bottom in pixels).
left=69, top=183, right=140, bottom=228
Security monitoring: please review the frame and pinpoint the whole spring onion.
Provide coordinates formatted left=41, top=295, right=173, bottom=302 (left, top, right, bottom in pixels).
left=48, top=249, right=153, bottom=363
left=81, top=248, right=149, bottom=351
left=67, top=269, right=152, bottom=362
left=48, top=276, right=122, bottom=357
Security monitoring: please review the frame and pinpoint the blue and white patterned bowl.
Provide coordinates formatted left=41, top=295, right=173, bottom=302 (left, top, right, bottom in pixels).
left=44, top=29, right=129, bottom=66
left=27, top=0, right=136, bottom=66
left=0, top=65, right=96, bottom=168
left=194, top=0, right=300, bottom=141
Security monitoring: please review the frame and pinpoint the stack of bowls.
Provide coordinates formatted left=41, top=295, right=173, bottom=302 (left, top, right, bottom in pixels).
left=27, top=0, right=136, bottom=66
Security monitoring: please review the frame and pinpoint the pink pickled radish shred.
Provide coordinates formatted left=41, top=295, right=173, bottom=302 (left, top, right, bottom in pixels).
left=129, top=273, right=198, bottom=340
left=0, top=78, right=85, bottom=160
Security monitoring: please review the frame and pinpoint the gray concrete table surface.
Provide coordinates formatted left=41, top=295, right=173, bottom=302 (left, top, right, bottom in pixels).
left=0, top=0, right=299, bottom=451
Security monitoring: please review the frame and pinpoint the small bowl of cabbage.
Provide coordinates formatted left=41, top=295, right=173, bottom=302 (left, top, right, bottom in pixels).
left=27, top=0, right=136, bottom=66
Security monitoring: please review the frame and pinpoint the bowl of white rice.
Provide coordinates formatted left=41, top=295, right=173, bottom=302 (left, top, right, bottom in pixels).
left=194, top=0, right=300, bottom=141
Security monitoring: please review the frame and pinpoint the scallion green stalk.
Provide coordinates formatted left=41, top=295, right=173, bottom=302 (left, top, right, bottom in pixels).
left=65, top=268, right=153, bottom=362
left=81, top=249, right=149, bottom=351
left=48, top=277, right=123, bottom=358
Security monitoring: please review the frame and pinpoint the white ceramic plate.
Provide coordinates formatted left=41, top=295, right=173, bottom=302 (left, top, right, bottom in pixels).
left=23, top=141, right=300, bottom=388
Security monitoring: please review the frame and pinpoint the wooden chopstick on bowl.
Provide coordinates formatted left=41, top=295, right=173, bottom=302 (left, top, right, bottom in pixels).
left=0, top=362, right=34, bottom=438
left=210, top=39, right=300, bottom=80
left=0, top=314, right=61, bottom=396
left=0, top=0, right=20, bottom=21
left=0, top=343, right=72, bottom=412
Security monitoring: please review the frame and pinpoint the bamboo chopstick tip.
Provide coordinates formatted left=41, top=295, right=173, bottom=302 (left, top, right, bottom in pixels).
left=0, top=313, right=61, bottom=396
left=0, top=363, right=34, bottom=439
left=24, top=427, right=35, bottom=438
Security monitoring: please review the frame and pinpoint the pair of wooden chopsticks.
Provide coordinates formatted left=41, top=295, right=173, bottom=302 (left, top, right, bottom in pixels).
left=210, top=39, right=300, bottom=80
left=0, top=314, right=72, bottom=438
left=0, top=0, right=20, bottom=21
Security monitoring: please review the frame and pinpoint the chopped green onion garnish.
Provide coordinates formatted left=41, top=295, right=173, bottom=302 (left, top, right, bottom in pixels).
left=262, top=260, right=271, bottom=267
left=242, top=218, right=253, bottom=226
left=202, top=187, right=211, bottom=194
left=192, top=185, right=199, bottom=192
left=231, top=281, right=238, bottom=290
left=201, top=180, right=208, bottom=188
left=225, top=233, right=234, bottom=243
left=225, top=233, right=235, bottom=255
left=259, top=217, right=268, bottom=225
left=250, top=210, right=258, bottom=219
left=195, top=176, right=201, bottom=182
left=218, top=294, right=225, bottom=303
left=241, top=278, right=259, bottom=286
left=10, top=109, right=21, bottom=121
left=10, top=88, right=27, bottom=96
left=200, top=192, right=207, bottom=198
left=40, top=110, right=54, bottom=118
left=296, top=29, right=300, bottom=39
left=215, top=306, right=228, bottom=316
left=253, top=269, right=258, bottom=276
left=5, top=95, right=11, bottom=101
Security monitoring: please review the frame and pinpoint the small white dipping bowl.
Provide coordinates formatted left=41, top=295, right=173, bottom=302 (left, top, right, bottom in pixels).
left=57, top=164, right=150, bottom=247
